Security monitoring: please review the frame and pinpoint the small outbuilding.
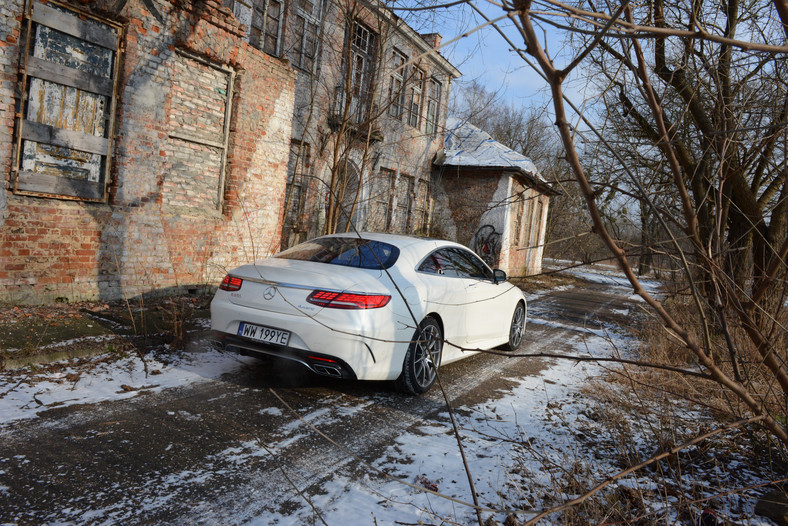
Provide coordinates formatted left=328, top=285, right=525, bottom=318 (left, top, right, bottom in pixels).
left=430, top=118, right=556, bottom=277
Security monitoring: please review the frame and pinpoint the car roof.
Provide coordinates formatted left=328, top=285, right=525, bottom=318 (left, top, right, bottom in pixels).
left=323, top=232, right=441, bottom=248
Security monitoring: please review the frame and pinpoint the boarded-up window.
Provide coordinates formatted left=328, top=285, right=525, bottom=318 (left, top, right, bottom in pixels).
left=521, top=197, right=533, bottom=247
left=165, top=51, right=234, bottom=210
left=392, top=173, right=413, bottom=233
left=13, top=2, right=121, bottom=201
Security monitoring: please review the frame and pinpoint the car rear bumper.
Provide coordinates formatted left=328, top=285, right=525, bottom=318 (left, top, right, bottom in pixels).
left=212, top=332, right=359, bottom=379
left=210, top=294, right=414, bottom=381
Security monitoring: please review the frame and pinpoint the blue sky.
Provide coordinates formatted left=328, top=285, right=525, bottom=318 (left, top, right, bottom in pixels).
left=393, top=2, right=585, bottom=120
left=395, top=3, right=563, bottom=110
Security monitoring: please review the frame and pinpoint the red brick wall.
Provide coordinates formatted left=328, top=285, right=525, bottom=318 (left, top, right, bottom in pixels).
left=0, top=0, right=295, bottom=304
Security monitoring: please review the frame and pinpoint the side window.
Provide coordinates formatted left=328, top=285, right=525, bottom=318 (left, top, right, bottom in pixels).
left=449, top=248, right=494, bottom=280
left=13, top=2, right=121, bottom=201
left=418, top=248, right=493, bottom=280
left=418, top=249, right=453, bottom=276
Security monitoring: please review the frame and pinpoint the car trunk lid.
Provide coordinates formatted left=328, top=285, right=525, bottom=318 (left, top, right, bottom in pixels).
left=225, top=259, right=386, bottom=315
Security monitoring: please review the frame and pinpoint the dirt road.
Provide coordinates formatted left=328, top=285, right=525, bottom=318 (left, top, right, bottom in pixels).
left=0, top=277, right=638, bottom=524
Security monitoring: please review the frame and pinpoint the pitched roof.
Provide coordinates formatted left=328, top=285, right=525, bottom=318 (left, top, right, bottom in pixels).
left=436, top=117, right=546, bottom=184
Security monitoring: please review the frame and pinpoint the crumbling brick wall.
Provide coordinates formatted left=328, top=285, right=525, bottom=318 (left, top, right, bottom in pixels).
left=431, top=168, right=549, bottom=275
left=0, top=0, right=295, bottom=304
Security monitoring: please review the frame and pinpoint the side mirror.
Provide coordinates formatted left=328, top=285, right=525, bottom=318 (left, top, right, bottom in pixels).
left=493, top=269, right=507, bottom=284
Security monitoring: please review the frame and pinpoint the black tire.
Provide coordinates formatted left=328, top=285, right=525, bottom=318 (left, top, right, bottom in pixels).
left=397, top=317, right=443, bottom=395
left=502, top=301, right=525, bottom=351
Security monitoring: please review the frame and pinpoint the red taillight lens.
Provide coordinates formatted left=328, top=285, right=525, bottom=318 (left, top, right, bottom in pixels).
left=219, top=275, right=243, bottom=291
left=306, top=290, right=391, bottom=309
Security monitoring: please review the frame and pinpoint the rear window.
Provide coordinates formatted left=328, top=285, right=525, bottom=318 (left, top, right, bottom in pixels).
left=275, top=237, right=400, bottom=270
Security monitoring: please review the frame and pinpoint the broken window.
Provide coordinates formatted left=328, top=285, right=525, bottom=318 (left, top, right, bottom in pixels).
left=367, top=168, right=393, bottom=232
left=281, top=141, right=311, bottom=249
left=251, top=0, right=282, bottom=55
left=290, top=0, right=321, bottom=72
left=165, top=50, right=235, bottom=211
left=225, top=0, right=282, bottom=56
left=13, top=1, right=121, bottom=201
left=392, top=172, right=413, bottom=233
left=408, top=67, right=424, bottom=129
left=425, top=78, right=441, bottom=135
left=388, top=49, right=406, bottom=119
left=347, top=20, right=376, bottom=124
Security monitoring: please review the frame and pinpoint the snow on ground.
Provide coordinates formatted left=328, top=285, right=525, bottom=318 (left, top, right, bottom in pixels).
left=0, top=266, right=776, bottom=525
left=0, top=344, right=257, bottom=423
left=543, top=258, right=662, bottom=299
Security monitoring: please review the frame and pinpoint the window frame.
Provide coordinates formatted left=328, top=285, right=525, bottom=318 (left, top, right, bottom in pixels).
left=347, top=20, right=377, bottom=123
left=368, top=168, right=394, bottom=232
left=408, top=67, right=424, bottom=129
left=282, top=141, right=311, bottom=244
left=167, top=49, right=236, bottom=212
left=388, top=49, right=407, bottom=119
left=291, top=0, right=322, bottom=72
left=417, top=247, right=494, bottom=281
left=413, top=178, right=429, bottom=233
left=392, top=172, right=413, bottom=233
left=12, top=0, right=123, bottom=202
left=226, top=0, right=282, bottom=56
left=425, top=77, right=441, bottom=136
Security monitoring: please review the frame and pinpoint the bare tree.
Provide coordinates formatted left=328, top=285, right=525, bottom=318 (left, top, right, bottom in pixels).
left=280, top=0, right=455, bottom=247
left=503, top=0, right=788, bottom=446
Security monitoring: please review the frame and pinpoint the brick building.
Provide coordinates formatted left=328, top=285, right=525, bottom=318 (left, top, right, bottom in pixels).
left=0, top=0, right=459, bottom=304
left=266, top=0, right=460, bottom=247
left=0, top=0, right=296, bottom=303
left=432, top=118, right=556, bottom=277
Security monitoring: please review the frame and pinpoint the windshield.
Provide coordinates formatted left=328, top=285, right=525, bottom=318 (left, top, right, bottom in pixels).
left=275, top=237, right=400, bottom=270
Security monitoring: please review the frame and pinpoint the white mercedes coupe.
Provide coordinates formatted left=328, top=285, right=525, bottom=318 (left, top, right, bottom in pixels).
left=210, top=233, right=527, bottom=394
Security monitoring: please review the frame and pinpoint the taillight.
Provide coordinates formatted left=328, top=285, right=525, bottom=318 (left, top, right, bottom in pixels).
left=306, top=290, right=391, bottom=309
left=220, top=275, right=243, bottom=291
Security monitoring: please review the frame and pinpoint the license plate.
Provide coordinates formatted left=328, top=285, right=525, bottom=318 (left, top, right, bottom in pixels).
left=238, top=322, right=290, bottom=346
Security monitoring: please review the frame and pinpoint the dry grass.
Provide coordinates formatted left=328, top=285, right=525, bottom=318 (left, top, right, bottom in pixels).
left=626, top=291, right=788, bottom=436
left=501, top=285, right=788, bottom=525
